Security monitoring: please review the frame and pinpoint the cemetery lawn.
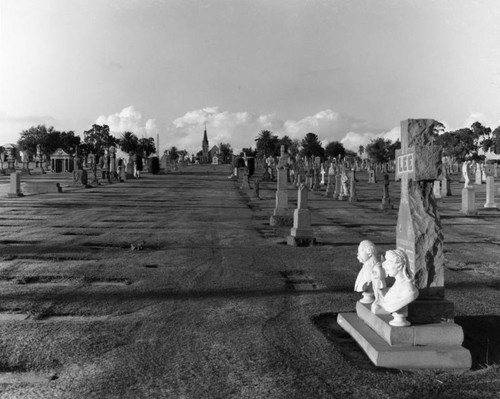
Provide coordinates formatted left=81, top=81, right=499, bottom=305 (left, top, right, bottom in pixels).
left=0, top=165, right=499, bottom=398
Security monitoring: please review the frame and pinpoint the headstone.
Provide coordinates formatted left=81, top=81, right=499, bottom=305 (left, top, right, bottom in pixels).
left=251, top=179, right=260, bottom=200
left=395, top=119, right=447, bottom=306
left=379, top=174, right=393, bottom=210
left=325, top=163, right=335, bottom=198
left=333, top=169, right=341, bottom=200
left=338, top=165, right=349, bottom=200
left=368, top=169, right=376, bottom=184
left=440, top=167, right=452, bottom=197
left=8, top=172, right=23, bottom=197
left=494, top=163, right=498, bottom=178
left=270, top=146, right=292, bottom=226
left=72, top=169, right=89, bottom=187
left=433, top=180, right=442, bottom=199
left=240, top=170, right=251, bottom=190
left=484, top=164, right=498, bottom=209
left=474, top=163, right=483, bottom=184
left=461, top=161, right=477, bottom=216
left=348, top=170, right=357, bottom=202
left=286, top=184, right=315, bottom=247
left=320, top=165, right=326, bottom=186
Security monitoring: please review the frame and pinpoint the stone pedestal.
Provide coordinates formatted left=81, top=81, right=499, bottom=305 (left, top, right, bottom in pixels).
left=337, top=302, right=471, bottom=369
left=240, top=172, right=251, bottom=189
left=8, top=172, right=23, bottom=197
left=380, top=174, right=393, bottom=210
left=441, top=177, right=452, bottom=197
left=287, top=185, right=315, bottom=246
left=484, top=176, right=498, bottom=209
left=368, top=170, right=376, bottom=183
left=325, top=173, right=335, bottom=197
left=433, top=180, right=442, bottom=199
left=461, top=187, right=477, bottom=215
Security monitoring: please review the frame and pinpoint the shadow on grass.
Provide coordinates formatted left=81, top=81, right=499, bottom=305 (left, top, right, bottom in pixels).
left=311, top=312, right=399, bottom=373
left=455, top=315, right=500, bottom=370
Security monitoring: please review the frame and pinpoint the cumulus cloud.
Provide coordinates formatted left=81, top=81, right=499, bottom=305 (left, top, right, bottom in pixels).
left=96, top=105, right=158, bottom=138
left=166, top=107, right=375, bottom=155
left=340, top=125, right=401, bottom=154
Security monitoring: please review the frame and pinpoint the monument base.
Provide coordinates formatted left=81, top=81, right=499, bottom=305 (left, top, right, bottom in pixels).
left=407, top=299, right=455, bottom=324
left=269, top=214, right=293, bottom=227
left=8, top=193, right=24, bottom=198
left=286, top=229, right=315, bottom=247
left=338, top=194, right=349, bottom=201
left=461, top=187, right=478, bottom=216
left=337, top=302, right=471, bottom=370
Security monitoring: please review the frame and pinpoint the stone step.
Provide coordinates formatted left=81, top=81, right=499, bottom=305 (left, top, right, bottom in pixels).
left=337, top=312, right=471, bottom=369
left=356, top=301, right=464, bottom=347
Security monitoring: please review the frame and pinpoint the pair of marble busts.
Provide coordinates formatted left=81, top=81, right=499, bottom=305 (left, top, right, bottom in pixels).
left=355, top=240, right=418, bottom=326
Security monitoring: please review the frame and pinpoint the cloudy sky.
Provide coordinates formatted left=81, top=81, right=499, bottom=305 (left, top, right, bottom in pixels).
left=1, top=0, right=500, bottom=155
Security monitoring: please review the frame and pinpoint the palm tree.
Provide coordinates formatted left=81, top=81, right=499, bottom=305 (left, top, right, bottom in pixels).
left=119, top=132, right=139, bottom=155
left=255, top=130, right=278, bottom=159
left=358, top=145, right=365, bottom=158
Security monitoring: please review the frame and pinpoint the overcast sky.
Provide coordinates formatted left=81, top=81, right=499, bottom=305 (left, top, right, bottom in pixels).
left=1, top=0, right=499, bottom=155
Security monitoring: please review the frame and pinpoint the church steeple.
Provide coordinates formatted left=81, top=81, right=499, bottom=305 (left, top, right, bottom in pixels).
left=202, top=123, right=209, bottom=163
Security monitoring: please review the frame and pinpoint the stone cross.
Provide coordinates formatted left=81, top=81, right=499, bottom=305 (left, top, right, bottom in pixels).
left=395, top=119, right=444, bottom=299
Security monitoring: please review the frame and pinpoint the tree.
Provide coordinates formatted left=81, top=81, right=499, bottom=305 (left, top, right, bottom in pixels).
left=436, top=128, right=482, bottom=161
left=255, top=130, right=279, bottom=158
left=83, top=124, right=117, bottom=157
left=365, top=138, right=392, bottom=164
left=300, top=132, right=324, bottom=159
left=119, top=132, right=140, bottom=154
left=324, top=141, right=346, bottom=159
left=17, top=125, right=79, bottom=159
left=241, top=147, right=257, bottom=157
left=358, top=145, right=365, bottom=157
left=387, top=140, right=401, bottom=161
left=278, top=135, right=299, bottom=156
left=138, top=137, right=156, bottom=157
left=167, top=146, right=178, bottom=160
left=219, top=143, right=233, bottom=163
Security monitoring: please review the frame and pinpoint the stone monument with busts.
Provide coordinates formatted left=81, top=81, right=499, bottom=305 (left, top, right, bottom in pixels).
left=338, top=119, right=471, bottom=369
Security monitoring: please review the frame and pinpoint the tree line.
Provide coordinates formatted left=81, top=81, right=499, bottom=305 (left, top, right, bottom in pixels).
left=9, top=124, right=156, bottom=161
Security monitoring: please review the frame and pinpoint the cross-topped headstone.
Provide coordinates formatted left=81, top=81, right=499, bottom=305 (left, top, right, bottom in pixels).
left=395, top=119, right=444, bottom=300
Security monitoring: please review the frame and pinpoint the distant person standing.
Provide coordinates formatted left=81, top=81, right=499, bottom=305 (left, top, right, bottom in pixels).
left=134, top=154, right=143, bottom=179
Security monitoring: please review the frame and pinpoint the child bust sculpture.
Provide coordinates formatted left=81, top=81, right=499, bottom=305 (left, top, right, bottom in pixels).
left=354, top=240, right=385, bottom=304
left=371, top=249, right=419, bottom=326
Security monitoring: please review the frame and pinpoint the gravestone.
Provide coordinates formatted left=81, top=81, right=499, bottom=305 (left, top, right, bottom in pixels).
left=240, top=171, right=250, bottom=189
left=494, top=163, right=498, bottom=178
left=484, top=164, right=498, bottom=209
left=325, top=163, right=335, bottom=197
left=338, top=165, right=349, bottom=200
left=461, top=161, right=477, bottom=216
left=286, top=184, right=315, bottom=246
left=251, top=179, right=260, bottom=200
left=320, top=165, right=326, bottom=186
left=338, top=119, right=471, bottom=370
left=368, top=169, right=376, bottom=183
left=395, top=119, right=450, bottom=314
left=440, top=167, right=452, bottom=197
left=348, top=170, right=357, bottom=202
left=474, top=163, right=483, bottom=184
left=8, top=172, right=23, bottom=197
left=270, top=146, right=292, bottom=226
left=379, top=173, right=393, bottom=210
left=333, top=169, right=341, bottom=200
left=433, top=180, right=442, bottom=199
